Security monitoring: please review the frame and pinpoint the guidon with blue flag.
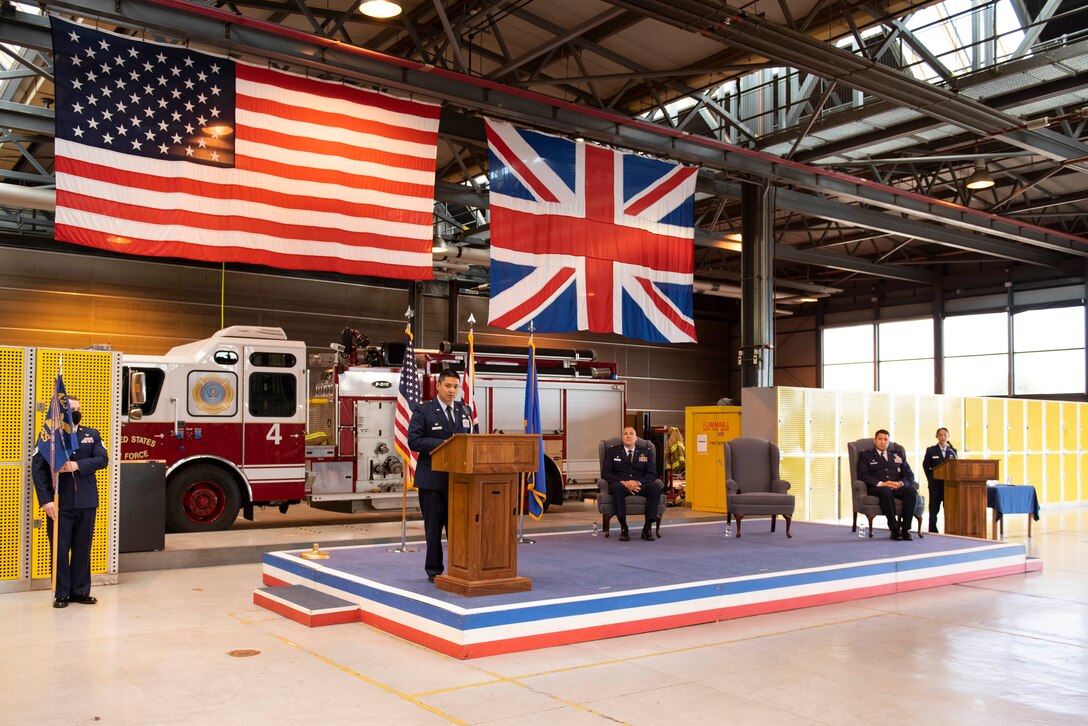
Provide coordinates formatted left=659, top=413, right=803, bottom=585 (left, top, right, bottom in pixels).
left=485, top=119, right=699, bottom=344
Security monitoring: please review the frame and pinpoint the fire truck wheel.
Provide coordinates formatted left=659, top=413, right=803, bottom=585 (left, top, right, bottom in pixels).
left=166, top=464, right=242, bottom=532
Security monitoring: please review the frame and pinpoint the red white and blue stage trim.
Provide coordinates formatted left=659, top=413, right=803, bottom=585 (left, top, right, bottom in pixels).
left=256, top=522, right=1032, bottom=659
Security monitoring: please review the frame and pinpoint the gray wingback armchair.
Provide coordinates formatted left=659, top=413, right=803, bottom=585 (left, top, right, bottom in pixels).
left=596, top=437, right=665, bottom=538
left=847, top=437, right=925, bottom=538
left=723, top=437, right=795, bottom=538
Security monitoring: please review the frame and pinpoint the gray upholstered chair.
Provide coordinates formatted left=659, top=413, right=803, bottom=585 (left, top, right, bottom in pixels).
left=723, top=437, right=795, bottom=538
left=596, top=437, right=665, bottom=538
left=847, top=437, right=925, bottom=538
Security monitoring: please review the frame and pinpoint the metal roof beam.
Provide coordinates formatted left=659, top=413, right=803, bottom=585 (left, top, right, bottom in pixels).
left=10, top=2, right=1088, bottom=260
left=605, top=0, right=1088, bottom=171
left=774, top=244, right=933, bottom=284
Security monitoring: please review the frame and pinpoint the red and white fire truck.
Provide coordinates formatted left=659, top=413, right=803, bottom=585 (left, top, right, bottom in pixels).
left=121, top=326, right=624, bottom=532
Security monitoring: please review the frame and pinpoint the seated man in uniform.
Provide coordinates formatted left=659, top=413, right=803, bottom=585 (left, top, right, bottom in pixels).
left=601, top=426, right=662, bottom=542
left=856, top=428, right=919, bottom=541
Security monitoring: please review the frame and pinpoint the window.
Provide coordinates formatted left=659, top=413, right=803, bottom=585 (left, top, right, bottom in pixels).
left=121, top=367, right=165, bottom=415
left=823, top=320, right=935, bottom=393
left=214, top=350, right=239, bottom=365
left=822, top=324, right=874, bottom=391
left=250, top=352, right=296, bottom=368
left=878, top=319, right=933, bottom=393
left=943, top=312, right=1010, bottom=396
left=248, top=372, right=297, bottom=417
left=1013, top=307, right=1085, bottom=394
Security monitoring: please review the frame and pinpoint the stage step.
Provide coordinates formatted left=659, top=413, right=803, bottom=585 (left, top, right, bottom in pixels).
left=253, top=584, right=360, bottom=627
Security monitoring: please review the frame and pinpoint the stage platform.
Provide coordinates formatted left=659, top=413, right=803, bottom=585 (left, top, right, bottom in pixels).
left=255, top=521, right=1035, bottom=659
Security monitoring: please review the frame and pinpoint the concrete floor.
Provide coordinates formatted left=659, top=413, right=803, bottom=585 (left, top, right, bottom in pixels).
left=2, top=505, right=1086, bottom=725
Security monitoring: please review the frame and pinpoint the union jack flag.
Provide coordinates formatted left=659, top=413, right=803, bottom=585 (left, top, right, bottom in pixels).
left=485, top=120, right=698, bottom=344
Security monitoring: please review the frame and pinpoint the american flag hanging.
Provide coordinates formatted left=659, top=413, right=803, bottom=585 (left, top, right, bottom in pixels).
left=49, top=18, right=440, bottom=280
left=394, top=329, right=420, bottom=488
left=485, top=119, right=698, bottom=344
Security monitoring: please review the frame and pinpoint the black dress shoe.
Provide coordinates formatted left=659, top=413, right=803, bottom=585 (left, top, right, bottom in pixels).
left=928, top=527, right=939, bottom=534
left=71, top=594, right=97, bottom=605
left=901, top=530, right=913, bottom=541
left=890, top=530, right=902, bottom=541
left=427, top=574, right=436, bottom=583
left=53, top=598, right=69, bottom=609
left=618, top=530, right=630, bottom=542
left=641, top=531, right=654, bottom=541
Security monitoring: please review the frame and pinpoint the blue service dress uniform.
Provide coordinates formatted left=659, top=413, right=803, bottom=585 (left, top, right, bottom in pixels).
left=856, top=447, right=919, bottom=536
left=601, top=444, right=662, bottom=533
left=407, top=399, right=475, bottom=579
left=32, top=424, right=108, bottom=600
left=922, top=444, right=957, bottom=532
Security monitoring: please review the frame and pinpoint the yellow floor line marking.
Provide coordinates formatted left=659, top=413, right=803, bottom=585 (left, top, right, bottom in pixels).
left=272, top=634, right=469, bottom=725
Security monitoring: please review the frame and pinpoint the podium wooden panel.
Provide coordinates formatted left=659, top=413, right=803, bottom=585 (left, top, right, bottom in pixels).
left=431, top=434, right=539, bottom=596
left=934, top=459, right=998, bottom=538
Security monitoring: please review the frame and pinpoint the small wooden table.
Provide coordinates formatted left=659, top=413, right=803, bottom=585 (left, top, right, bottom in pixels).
left=987, top=485, right=1040, bottom=540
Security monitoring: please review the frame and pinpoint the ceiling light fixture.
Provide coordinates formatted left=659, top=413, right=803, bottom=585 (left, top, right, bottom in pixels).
left=965, top=160, right=995, bottom=190
left=359, top=1, right=402, bottom=19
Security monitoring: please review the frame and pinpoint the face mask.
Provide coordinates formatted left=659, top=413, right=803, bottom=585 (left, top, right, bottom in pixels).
left=71, top=411, right=82, bottom=426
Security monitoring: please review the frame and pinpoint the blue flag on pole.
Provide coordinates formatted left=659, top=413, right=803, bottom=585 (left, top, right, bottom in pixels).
left=524, top=339, right=547, bottom=519
left=36, top=373, right=78, bottom=474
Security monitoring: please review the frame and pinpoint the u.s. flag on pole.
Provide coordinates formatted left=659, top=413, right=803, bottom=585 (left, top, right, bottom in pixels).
left=394, top=329, right=420, bottom=488
left=485, top=119, right=698, bottom=344
left=50, top=19, right=440, bottom=280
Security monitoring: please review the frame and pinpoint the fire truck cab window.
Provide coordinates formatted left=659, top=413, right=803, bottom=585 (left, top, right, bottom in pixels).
left=121, top=366, right=165, bottom=415
left=249, top=352, right=296, bottom=368
left=248, top=372, right=297, bottom=417
left=214, top=350, right=239, bottom=365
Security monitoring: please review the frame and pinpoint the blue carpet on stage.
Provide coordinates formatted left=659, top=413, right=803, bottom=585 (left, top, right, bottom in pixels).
left=257, top=521, right=1031, bottom=659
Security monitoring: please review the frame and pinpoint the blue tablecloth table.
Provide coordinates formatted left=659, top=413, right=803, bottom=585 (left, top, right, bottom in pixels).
left=987, top=485, right=1040, bottom=539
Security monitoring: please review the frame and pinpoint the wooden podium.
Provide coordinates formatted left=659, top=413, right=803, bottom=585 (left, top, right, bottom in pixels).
left=934, top=459, right=999, bottom=538
left=430, top=434, right=540, bottom=597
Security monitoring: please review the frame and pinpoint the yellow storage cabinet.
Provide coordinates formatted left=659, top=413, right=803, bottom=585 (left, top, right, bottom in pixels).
left=684, top=406, right=741, bottom=513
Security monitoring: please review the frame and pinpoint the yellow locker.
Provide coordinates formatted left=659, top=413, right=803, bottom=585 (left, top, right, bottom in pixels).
left=777, top=389, right=805, bottom=454
left=684, top=406, right=741, bottom=513
left=940, top=395, right=965, bottom=448
left=838, top=390, right=867, bottom=443
left=964, top=398, right=985, bottom=453
left=892, top=393, right=919, bottom=454
left=916, top=394, right=943, bottom=456
left=1080, top=404, right=1088, bottom=452
left=1044, top=402, right=1061, bottom=451
left=1026, top=454, right=1044, bottom=493
left=780, top=456, right=808, bottom=519
left=868, top=392, right=893, bottom=438
left=0, top=347, right=26, bottom=584
left=1025, top=400, right=1044, bottom=450
left=807, top=389, right=837, bottom=455
left=1007, top=399, right=1025, bottom=452
left=986, top=398, right=1005, bottom=453
left=1005, top=454, right=1026, bottom=487
left=1062, top=403, right=1078, bottom=451
left=808, top=457, right=838, bottom=520
left=839, top=457, right=854, bottom=519
left=1062, top=454, right=1079, bottom=503
left=1044, top=454, right=1061, bottom=504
